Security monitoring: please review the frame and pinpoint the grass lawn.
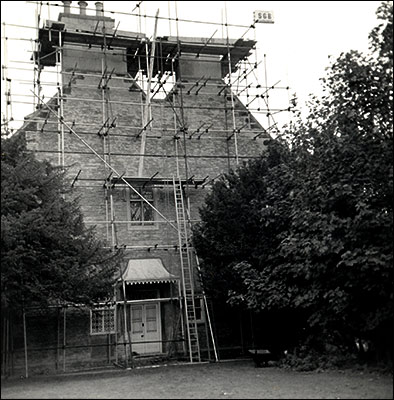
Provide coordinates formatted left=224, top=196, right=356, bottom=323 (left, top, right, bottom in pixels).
left=1, top=359, right=392, bottom=399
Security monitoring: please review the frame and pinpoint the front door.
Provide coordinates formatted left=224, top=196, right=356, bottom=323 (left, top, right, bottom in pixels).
left=130, top=303, right=161, bottom=354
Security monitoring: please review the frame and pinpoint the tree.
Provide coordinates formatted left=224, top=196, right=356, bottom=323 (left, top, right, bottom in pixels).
left=1, top=132, right=122, bottom=311
left=193, top=140, right=294, bottom=301
left=278, top=0, right=393, bottom=355
left=194, top=1, right=393, bottom=363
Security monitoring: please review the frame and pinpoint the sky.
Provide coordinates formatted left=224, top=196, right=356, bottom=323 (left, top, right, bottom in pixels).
left=1, top=1, right=383, bottom=134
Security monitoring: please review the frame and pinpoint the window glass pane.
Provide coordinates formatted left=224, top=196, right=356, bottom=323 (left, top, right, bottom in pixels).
left=130, top=187, right=153, bottom=200
left=129, top=187, right=154, bottom=225
left=131, top=307, right=143, bottom=334
left=130, top=201, right=142, bottom=224
left=103, top=309, right=115, bottom=332
left=130, top=192, right=141, bottom=200
left=91, top=308, right=115, bottom=334
left=194, top=300, right=202, bottom=321
left=91, top=310, right=103, bottom=333
left=143, top=189, right=154, bottom=201
left=143, top=202, right=154, bottom=223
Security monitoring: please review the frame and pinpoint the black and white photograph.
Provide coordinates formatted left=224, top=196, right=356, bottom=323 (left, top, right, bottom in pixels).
left=1, top=1, right=392, bottom=398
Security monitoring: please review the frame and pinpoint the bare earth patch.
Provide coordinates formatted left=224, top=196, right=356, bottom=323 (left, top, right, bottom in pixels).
left=1, top=360, right=392, bottom=399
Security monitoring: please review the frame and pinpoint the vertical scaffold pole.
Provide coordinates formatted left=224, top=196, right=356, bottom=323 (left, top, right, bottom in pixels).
left=224, top=2, right=239, bottom=166
left=63, top=306, right=66, bottom=372
left=177, top=280, right=186, bottom=354
left=264, top=54, right=271, bottom=131
left=138, top=9, right=159, bottom=177
left=59, top=31, right=65, bottom=169
left=22, top=308, right=28, bottom=378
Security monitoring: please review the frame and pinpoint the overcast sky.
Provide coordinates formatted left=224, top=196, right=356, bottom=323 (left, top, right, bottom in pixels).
left=1, top=1, right=383, bottom=133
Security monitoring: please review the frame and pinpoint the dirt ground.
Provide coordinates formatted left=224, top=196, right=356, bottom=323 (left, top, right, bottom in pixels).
left=1, top=360, right=392, bottom=399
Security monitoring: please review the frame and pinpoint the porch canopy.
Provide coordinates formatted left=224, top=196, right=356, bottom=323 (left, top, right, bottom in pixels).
left=120, top=258, right=179, bottom=285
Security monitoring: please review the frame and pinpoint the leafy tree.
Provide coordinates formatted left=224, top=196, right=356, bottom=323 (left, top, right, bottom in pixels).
left=194, top=1, right=393, bottom=363
left=193, top=140, right=294, bottom=300
left=279, top=0, right=393, bottom=355
left=1, top=132, right=122, bottom=311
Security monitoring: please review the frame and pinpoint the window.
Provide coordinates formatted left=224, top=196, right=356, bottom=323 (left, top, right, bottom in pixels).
left=90, top=307, right=116, bottom=335
left=194, top=297, right=206, bottom=324
left=127, top=187, right=156, bottom=228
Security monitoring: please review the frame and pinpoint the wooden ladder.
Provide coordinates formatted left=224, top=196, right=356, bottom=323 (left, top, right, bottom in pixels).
left=173, top=176, right=201, bottom=363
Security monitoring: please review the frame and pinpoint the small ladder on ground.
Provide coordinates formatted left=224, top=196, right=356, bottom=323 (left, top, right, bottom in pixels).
left=173, top=175, right=201, bottom=363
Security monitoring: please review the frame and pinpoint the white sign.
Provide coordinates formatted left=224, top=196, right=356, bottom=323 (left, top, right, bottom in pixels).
left=254, top=10, right=275, bottom=24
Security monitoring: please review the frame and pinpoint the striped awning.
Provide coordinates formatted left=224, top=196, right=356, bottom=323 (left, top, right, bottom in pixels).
left=121, top=258, right=179, bottom=285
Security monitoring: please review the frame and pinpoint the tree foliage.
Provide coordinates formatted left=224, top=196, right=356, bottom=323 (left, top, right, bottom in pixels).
left=1, top=132, right=122, bottom=310
left=194, top=1, right=393, bottom=360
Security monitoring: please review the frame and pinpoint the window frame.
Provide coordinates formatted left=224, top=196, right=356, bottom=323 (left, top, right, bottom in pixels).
left=90, top=306, right=116, bottom=336
left=194, top=297, right=206, bottom=324
left=126, top=186, right=158, bottom=230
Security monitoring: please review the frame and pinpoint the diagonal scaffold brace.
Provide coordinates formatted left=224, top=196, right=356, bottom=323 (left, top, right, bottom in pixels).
left=30, top=90, right=180, bottom=233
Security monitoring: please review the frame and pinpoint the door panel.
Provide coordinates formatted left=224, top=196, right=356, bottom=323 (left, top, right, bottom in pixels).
left=144, top=304, right=161, bottom=353
left=130, top=305, right=145, bottom=354
left=130, top=303, right=161, bottom=354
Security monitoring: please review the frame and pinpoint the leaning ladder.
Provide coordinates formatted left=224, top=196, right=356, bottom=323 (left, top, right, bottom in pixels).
left=172, top=137, right=219, bottom=362
left=173, top=175, right=201, bottom=362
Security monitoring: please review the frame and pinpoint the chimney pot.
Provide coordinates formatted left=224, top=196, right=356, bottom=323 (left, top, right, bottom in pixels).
left=78, top=1, right=88, bottom=15
left=95, top=2, right=104, bottom=17
left=62, top=0, right=72, bottom=14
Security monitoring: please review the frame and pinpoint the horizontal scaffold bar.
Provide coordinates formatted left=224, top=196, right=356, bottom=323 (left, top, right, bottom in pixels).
left=18, top=125, right=270, bottom=137
left=10, top=95, right=289, bottom=113
left=26, top=1, right=252, bottom=29
left=109, top=176, right=207, bottom=187
left=11, top=99, right=291, bottom=115
left=29, top=149, right=263, bottom=158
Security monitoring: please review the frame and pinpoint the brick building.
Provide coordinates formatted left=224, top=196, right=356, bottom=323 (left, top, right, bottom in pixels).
left=7, top=1, right=272, bottom=375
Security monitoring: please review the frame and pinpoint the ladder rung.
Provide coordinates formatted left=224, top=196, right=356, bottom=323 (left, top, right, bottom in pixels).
left=188, top=325, right=197, bottom=330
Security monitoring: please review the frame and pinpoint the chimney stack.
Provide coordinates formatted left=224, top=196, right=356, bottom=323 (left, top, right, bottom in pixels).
left=78, top=1, right=88, bottom=15
left=62, top=0, right=72, bottom=14
left=95, top=2, right=104, bottom=17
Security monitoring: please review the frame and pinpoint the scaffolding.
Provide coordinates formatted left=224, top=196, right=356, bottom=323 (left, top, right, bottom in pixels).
left=1, top=1, right=296, bottom=376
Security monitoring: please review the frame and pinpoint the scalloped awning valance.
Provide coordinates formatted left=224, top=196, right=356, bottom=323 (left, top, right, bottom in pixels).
left=121, top=258, right=179, bottom=285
